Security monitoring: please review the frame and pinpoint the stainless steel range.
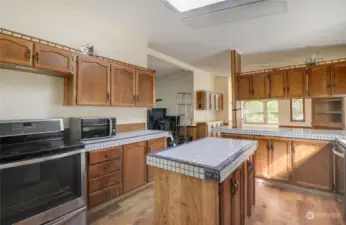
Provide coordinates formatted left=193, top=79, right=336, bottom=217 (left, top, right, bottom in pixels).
left=0, top=119, right=87, bottom=225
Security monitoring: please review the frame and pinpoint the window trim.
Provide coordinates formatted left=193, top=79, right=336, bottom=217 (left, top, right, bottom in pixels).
left=290, top=98, right=305, bottom=122
left=243, top=100, right=279, bottom=125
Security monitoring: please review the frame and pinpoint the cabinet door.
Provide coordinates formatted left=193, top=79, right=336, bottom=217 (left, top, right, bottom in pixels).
left=111, top=64, right=136, bottom=107
left=33, top=43, right=73, bottom=74
left=196, top=91, right=207, bottom=110
left=136, top=70, right=155, bottom=107
left=269, top=71, right=286, bottom=98
left=77, top=56, right=110, bottom=106
left=308, top=65, right=331, bottom=97
left=254, top=137, right=270, bottom=178
left=270, top=139, right=290, bottom=181
left=147, top=138, right=167, bottom=182
left=221, top=174, right=232, bottom=225
left=335, top=154, right=344, bottom=194
left=286, top=68, right=306, bottom=98
left=331, top=62, right=346, bottom=95
left=219, top=94, right=224, bottom=110
left=123, top=142, right=146, bottom=192
left=237, top=76, right=252, bottom=100
left=0, top=34, right=33, bottom=67
left=252, top=73, right=268, bottom=99
left=231, top=167, right=243, bottom=225
left=292, top=140, right=333, bottom=191
left=247, top=155, right=255, bottom=217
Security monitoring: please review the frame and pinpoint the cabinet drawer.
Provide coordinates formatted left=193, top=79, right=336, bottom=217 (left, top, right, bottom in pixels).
left=105, top=183, right=123, bottom=200
left=88, top=183, right=123, bottom=208
left=89, top=146, right=122, bottom=165
left=88, top=159, right=121, bottom=179
left=89, top=189, right=106, bottom=208
left=89, top=171, right=122, bottom=193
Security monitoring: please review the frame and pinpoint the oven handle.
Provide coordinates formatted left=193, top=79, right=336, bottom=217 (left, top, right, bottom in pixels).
left=0, top=149, right=85, bottom=170
left=108, top=118, right=113, bottom=136
left=45, top=206, right=86, bottom=225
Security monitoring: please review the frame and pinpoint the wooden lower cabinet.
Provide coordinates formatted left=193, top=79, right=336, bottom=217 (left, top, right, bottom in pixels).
left=221, top=166, right=244, bottom=225
left=89, top=183, right=122, bottom=208
left=269, top=138, right=291, bottom=181
left=147, top=138, right=167, bottom=182
left=292, top=140, right=333, bottom=191
left=335, top=154, right=344, bottom=194
left=254, top=137, right=270, bottom=178
left=123, top=142, right=147, bottom=193
left=247, top=155, right=256, bottom=218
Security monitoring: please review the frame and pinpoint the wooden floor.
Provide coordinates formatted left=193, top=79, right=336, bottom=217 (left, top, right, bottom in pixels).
left=89, top=180, right=345, bottom=225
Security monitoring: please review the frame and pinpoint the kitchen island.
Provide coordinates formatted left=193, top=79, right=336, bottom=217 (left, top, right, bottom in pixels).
left=147, top=137, right=258, bottom=225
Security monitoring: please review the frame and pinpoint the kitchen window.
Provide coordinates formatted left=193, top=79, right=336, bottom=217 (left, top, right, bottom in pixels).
left=291, top=99, right=305, bottom=122
left=243, top=100, right=279, bottom=124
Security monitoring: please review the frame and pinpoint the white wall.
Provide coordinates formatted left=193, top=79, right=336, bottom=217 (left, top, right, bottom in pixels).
left=0, top=0, right=148, bottom=124
left=156, top=71, right=193, bottom=118
left=214, top=76, right=231, bottom=122
left=148, top=49, right=218, bottom=124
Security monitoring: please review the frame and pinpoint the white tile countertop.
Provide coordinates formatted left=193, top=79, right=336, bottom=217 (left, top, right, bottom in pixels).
left=212, top=126, right=346, bottom=141
left=83, top=130, right=171, bottom=152
left=147, top=137, right=258, bottom=183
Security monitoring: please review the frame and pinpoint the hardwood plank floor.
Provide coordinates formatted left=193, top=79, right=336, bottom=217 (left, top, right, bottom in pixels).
left=89, top=180, right=345, bottom=225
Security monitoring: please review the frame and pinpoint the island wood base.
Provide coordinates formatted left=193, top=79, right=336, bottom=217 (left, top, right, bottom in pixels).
left=153, top=155, right=256, bottom=225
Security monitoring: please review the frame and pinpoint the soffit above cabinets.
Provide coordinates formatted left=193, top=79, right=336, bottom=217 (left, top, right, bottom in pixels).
left=162, top=0, right=288, bottom=29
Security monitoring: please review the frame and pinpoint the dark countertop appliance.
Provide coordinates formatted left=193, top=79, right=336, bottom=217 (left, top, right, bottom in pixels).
left=0, top=119, right=86, bottom=225
left=69, top=117, right=116, bottom=141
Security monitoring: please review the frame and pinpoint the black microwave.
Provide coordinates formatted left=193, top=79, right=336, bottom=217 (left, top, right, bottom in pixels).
left=69, top=117, right=116, bottom=141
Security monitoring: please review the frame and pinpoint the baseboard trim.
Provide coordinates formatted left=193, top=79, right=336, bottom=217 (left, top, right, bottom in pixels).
left=256, top=178, right=344, bottom=203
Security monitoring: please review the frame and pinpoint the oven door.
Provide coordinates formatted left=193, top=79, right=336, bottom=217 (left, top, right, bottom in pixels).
left=81, top=118, right=113, bottom=140
left=0, top=150, right=86, bottom=225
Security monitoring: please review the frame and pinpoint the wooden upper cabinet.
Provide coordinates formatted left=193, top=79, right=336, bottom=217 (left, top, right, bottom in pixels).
left=77, top=56, right=110, bottom=106
left=0, top=34, right=33, bottom=67
left=286, top=68, right=306, bottom=98
left=237, top=75, right=252, bottom=100
left=308, top=65, right=331, bottom=97
left=33, top=43, right=73, bottom=74
left=292, top=140, right=333, bottom=191
left=331, top=62, right=346, bottom=95
left=252, top=73, right=268, bottom=99
left=269, top=139, right=290, bottom=182
left=269, top=70, right=286, bottom=98
left=136, top=70, right=156, bottom=108
left=111, top=64, right=136, bottom=107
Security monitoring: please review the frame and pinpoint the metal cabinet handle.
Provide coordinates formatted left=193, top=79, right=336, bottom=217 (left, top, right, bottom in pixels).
left=248, top=161, right=254, bottom=173
left=231, top=179, right=239, bottom=196
left=27, top=49, right=31, bottom=62
left=36, top=52, right=40, bottom=63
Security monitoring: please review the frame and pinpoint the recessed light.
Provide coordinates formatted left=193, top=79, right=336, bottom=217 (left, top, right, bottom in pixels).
left=164, top=0, right=226, bottom=12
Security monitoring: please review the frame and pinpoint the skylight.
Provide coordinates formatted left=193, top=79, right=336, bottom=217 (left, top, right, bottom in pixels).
left=166, top=0, right=227, bottom=12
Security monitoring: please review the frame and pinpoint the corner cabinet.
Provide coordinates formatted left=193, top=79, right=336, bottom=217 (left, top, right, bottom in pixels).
left=0, top=34, right=33, bottom=67
left=136, top=70, right=156, bottom=108
left=77, top=55, right=111, bottom=106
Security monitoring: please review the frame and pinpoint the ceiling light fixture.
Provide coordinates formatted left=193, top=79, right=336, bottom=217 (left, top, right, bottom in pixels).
left=164, top=0, right=226, bottom=12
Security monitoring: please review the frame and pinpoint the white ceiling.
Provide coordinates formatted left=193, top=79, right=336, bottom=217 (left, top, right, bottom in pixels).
left=148, top=55, right=190, bottom=77
left=72, top=0, right=346, bottom=76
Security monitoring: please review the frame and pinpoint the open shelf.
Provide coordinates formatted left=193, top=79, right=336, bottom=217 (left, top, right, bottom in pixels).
left=312, top=97, right=344, bottom=129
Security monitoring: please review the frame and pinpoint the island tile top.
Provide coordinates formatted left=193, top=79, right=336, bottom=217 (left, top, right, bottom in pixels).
left=212, top=126, right=346, bottom=141
left=147, top=137, right=258, bottom=183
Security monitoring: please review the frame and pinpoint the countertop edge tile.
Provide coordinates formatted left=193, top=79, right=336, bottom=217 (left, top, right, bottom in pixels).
left=212, top=126, right=346, bottom=141
left=84, top=130, right=171, bottom=152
